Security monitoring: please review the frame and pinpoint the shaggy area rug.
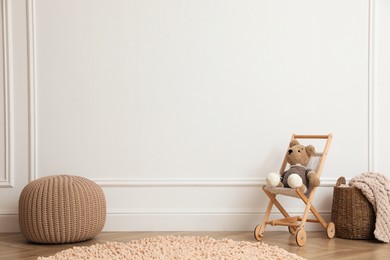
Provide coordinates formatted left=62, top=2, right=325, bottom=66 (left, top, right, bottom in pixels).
left=38, top=236, right=305, bottom=260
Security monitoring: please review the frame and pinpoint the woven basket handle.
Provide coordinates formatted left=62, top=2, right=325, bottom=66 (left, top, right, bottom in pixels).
left=335, top=176, right=346, bottom=187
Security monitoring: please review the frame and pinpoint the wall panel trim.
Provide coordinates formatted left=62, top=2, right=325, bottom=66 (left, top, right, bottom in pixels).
left=27, top=0, right=37, bottom=182
left=96, top=178, right=339, bottom=188
left=0, top=212, right=331, bottom=232
left=368, top=0, right=376, bottom=172
left=103, top=211, right=331, bottom=231
left=1, top=0, right=13, bottom=188
left=0, top=210, right=330, bottom=232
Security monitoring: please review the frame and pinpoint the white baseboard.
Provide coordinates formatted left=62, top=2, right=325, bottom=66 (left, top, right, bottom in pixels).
left=103, top=212, right=331, bottom=232
left=1, top=211, right=331, bottom=233
left=0, top=213, right=19, bottom=233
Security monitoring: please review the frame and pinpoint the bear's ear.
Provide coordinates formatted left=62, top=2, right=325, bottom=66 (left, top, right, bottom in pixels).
left=289, top=140, right=300, bottom=148
left=305, top=145, right=316, bottom=157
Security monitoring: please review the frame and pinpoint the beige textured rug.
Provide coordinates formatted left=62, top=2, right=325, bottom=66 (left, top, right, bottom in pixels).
left=38, top=236, right=305, bottom=260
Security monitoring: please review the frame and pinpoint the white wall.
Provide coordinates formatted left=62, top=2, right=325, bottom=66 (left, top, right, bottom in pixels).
left=1, top=0, right=387, bottom=232
left=375, top=0, right=390, bottom=174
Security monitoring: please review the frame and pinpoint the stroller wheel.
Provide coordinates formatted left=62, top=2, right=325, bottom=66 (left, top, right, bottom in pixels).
left=254, top=224, right=264, bottom=241
left=326, top=222, right=336, bottom=239
left=295, top=228, right=307, bottom=247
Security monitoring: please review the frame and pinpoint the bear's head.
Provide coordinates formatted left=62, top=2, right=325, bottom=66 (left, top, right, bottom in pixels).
left=286, top=140, right=316, bottom=166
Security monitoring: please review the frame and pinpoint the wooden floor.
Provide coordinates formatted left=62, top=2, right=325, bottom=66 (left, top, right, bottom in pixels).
left=0, top=231, right=389, bottom=259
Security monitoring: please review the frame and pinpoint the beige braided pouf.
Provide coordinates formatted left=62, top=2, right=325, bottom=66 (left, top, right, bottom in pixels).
left=18, top=175, right=106, bottom=244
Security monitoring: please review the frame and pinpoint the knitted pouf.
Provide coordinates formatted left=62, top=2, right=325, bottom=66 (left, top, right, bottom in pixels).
left=18, top=175, right=106, bottom=244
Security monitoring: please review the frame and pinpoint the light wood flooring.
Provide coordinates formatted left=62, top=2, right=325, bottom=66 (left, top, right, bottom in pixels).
left=0, top=231, right=389, bottom=260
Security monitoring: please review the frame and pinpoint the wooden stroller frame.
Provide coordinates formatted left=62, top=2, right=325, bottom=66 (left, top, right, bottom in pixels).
left=254, top=134, right=334, bottom=246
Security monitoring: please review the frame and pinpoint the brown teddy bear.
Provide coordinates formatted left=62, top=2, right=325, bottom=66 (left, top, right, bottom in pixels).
left=266, top=140, right=320, bottom=193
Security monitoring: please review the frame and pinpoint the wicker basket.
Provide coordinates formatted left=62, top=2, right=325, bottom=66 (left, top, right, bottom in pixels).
left=331, top=177, right=375, bottom=239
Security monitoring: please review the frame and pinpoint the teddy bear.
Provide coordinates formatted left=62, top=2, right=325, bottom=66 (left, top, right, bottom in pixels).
left=266, top=140, right=320, bottom=193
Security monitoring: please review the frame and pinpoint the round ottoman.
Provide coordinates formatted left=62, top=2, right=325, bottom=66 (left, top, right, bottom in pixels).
left=18, top=175, right=106, bottom=244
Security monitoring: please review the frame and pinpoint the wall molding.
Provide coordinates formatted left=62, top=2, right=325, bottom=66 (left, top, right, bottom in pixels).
left=368, top=0, right=376, bottom=172
left=0, top=208, right=331, bottom=215
left=105, top=211, right=331, bottom=232
left=1, top=210, right=331, bottom=232
left=0, top=0, right=13, bottom=188
left=0, top=212, right=18, bottom=232
left=27, top=0, right=37, bottom=183
left=95, top=178, right=339, bottom=188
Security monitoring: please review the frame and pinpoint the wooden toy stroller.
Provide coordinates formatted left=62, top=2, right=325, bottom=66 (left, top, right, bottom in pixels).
left=254, top=134, right=335, bottom=246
